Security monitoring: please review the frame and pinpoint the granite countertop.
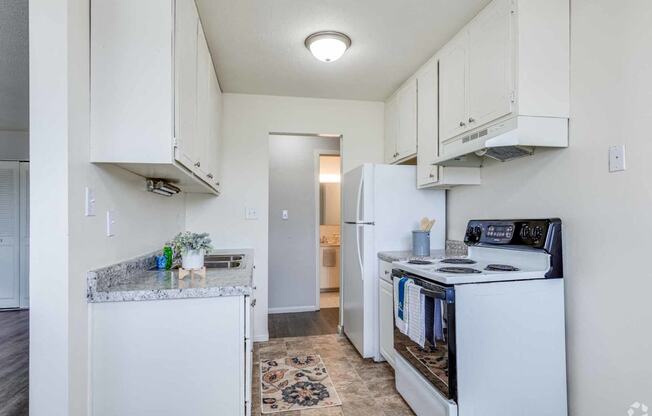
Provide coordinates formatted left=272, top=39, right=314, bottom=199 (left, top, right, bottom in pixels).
left=377, top=240, right=468, bottom=263
left=87, top=249, right=254, bottom=303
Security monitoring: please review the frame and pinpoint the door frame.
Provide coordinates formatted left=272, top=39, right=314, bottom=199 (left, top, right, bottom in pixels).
left=313, top=149, right=341, bottom=311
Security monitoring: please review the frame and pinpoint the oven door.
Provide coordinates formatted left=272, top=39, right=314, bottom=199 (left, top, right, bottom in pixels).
left=392, top=269, right=457, bottom=402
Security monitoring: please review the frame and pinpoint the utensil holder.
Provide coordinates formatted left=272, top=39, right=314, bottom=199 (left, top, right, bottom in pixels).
left=412, top=230, right=431, bottom=257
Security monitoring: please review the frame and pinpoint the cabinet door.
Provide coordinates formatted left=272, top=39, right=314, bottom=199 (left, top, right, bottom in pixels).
left=468, top=0, right=513, bottom=128
left=196, top=24, right=211, bottom=177
left=396, top=78, right=417, bottom=159
left=0, top=162, right=20, bottom=309
left=384, top=95, right=398, bottom=163
left=416, top=60, right=439, bottom=186
left=19, top=163, right=29, bottom=308
left=206, top=59, right=221, bottom=188
left=439, top=34, right=468, bottom=142
left=379, top=279, right=395, bottom=368
left=175, top=0, right=199, bottom=170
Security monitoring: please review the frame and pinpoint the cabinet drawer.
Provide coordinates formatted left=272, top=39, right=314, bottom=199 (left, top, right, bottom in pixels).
left=379, top=260, right=394, bottom=281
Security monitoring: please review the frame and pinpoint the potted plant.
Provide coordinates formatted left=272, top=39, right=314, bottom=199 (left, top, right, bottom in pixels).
left=170, top=231, right=213, bottom=270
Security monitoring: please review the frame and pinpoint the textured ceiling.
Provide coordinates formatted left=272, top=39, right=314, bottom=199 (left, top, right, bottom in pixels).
left=195, top=0, right=490, bottom=101
left=0, top=0, right=29, bottom=131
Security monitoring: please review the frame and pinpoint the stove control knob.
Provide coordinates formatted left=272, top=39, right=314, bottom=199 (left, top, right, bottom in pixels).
left=465, top=225, right=482, bottom=244
left=520, top=225, right=531, bottom=239
left=532, top=226, right=543, bottom=241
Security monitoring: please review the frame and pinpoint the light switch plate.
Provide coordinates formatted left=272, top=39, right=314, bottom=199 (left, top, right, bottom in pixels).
left=609, top=145, right=626, bottom=172
left=282, top=209, right=289, bottom=220
left=245, top=207, right=258, bottom=220
left=106, top=210, right=116, bottom=237
left=85, top=187, right=96, bottom=217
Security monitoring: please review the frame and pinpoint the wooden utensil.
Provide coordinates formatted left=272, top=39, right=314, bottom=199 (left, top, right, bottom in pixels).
left=420, top=217, right=430, bottom=231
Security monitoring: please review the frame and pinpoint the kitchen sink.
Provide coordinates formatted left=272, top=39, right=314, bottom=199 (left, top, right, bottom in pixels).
left=204, top=254, right=245, bottom=269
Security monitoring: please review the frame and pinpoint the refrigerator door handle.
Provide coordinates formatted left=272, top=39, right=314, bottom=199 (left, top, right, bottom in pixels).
left=356, top=170, right=364, bottom=222
left=356, top=224, right=364, bottom=280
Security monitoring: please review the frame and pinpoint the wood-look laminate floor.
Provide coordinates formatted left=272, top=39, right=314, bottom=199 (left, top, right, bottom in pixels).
left=268, top=308, right=339, bottom=339
left=0, top=309, right=29, bottom=416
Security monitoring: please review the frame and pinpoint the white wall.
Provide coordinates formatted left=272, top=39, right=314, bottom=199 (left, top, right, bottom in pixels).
left=29, top=1, right=185, bottom=414
left=268, top=134, right=339, bottom=313
left=446, top=1, right=652, bottom=413
left=0, top=0, right=29, bottom=161
left=185, top=93, right=384, bottom=340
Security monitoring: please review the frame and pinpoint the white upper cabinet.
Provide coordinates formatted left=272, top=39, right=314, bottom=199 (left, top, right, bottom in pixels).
left=0, top=162, right=19, bottom=308
left=438, top=0, right=569, bottom=146
left=384, top=78, right=417, bottom=163
left=439, top=35, right=468, bottom=142
left=416, top=59, right=482, bottom=189
left=384, top=94, right=398, bottom=163
left=396, top=78, right=418, bottom=158
left=91, top=0, right=222, bottom=195
left=467, top=0, right=513, bottom=128
left=175, top=0, right=200, bottom=172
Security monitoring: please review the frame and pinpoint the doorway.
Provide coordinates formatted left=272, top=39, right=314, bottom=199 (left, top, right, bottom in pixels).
left=267, top=134, right=341, bottom=337
left=317, top=154, right=341, bottom=310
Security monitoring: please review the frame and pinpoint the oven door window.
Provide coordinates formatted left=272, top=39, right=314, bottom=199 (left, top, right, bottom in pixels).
left=393, top=277, right=457, bottom=401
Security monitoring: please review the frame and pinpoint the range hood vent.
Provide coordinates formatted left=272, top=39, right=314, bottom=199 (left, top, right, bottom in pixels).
left=432, top=116, right=568, bottom=167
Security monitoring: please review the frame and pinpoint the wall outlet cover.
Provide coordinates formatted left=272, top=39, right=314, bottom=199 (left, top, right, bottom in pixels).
left=106, top=210, right=116, bottom=237
left=245, top=207, right=258, bottom=220
left=609, top=145, right=626, bottom=172
left=85, top=187, right=96, bottom=217
left=282, top=209, right=289, bottom=220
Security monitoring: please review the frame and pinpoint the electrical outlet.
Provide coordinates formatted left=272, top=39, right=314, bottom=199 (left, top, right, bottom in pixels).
left=245, top=207, right=258, bottom=220
left=85, top=187, right=96, bottom=216
left=282, top=209, right=289, bottom=220
left=609, top=145, right=626, bottom=172
left=106, top=210, right=116, bottom=237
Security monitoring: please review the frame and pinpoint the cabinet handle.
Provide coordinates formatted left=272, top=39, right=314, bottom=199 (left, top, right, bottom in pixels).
left=207, top=173, right=214, bottom=179
left=429, top=173, right=435, bottom=178
left=459, top=121, right=466, bottom=127
left=251, top=298, right=257, bottom=307
left=194, top=161, right=201, bottom=168
left=469, top=117, right=475, bottom=123
left=384, top=270, right=389, bottom=275
left=215, top=181, right=220, bottom=186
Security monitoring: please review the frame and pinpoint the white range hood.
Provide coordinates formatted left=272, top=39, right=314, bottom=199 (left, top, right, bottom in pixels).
left=432, top=116, right=569, bottom=167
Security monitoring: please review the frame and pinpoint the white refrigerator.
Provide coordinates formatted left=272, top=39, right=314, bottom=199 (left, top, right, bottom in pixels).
left=342, top=164, right=446, bottom=360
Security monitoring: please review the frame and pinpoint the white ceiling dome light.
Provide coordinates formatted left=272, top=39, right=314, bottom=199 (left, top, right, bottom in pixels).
left=305, top=31, right=352, bottom=63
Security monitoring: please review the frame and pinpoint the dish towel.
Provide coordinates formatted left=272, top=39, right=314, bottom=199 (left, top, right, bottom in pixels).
left=406, top=282, right=426, bottom=348
left=394, top=277, right=410, bottom=335
left=434, top=299, right=444, bottom=344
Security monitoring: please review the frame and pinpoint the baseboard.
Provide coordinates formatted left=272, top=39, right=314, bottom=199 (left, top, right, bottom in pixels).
left=253, top=333, right=269, bottom=342
left=268, top=305, right=317, bottom=314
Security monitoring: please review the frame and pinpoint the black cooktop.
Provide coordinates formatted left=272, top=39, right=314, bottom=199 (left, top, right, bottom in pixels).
left=436, top=267, right=482, bottom=274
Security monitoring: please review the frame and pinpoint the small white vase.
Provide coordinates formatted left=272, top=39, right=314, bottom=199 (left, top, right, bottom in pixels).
left=182, top=249, right=205, bottom=270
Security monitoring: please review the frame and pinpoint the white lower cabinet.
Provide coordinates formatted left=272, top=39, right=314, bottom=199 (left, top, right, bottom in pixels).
left=378, top=267, right=395, bottom=368
left=91, top=296, right=252, bottom=416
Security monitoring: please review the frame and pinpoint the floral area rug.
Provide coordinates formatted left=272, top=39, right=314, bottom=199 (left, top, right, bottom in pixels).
left=260, top=355, right=342, bottom=414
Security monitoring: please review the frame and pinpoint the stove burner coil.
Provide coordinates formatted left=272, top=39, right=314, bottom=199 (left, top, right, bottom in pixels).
left=440, top=258, right=476, bottom=265
left=436, top=267, right=482, bottom=274
left=485, top=264, right=520, bottom=272
left=408, top=259, right=433, bottom=265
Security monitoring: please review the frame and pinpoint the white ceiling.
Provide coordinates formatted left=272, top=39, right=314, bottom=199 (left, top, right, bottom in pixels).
left=195, top=0, right=490, bottom=101
left=0, top=0, right=29, bottom=131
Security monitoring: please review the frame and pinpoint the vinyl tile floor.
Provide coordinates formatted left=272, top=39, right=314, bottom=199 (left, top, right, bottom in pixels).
left=253, top=334, right=414, bottom=416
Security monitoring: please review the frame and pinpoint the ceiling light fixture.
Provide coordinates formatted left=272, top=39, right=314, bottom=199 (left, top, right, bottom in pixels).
left=305, top=31, right=351, bottom=63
